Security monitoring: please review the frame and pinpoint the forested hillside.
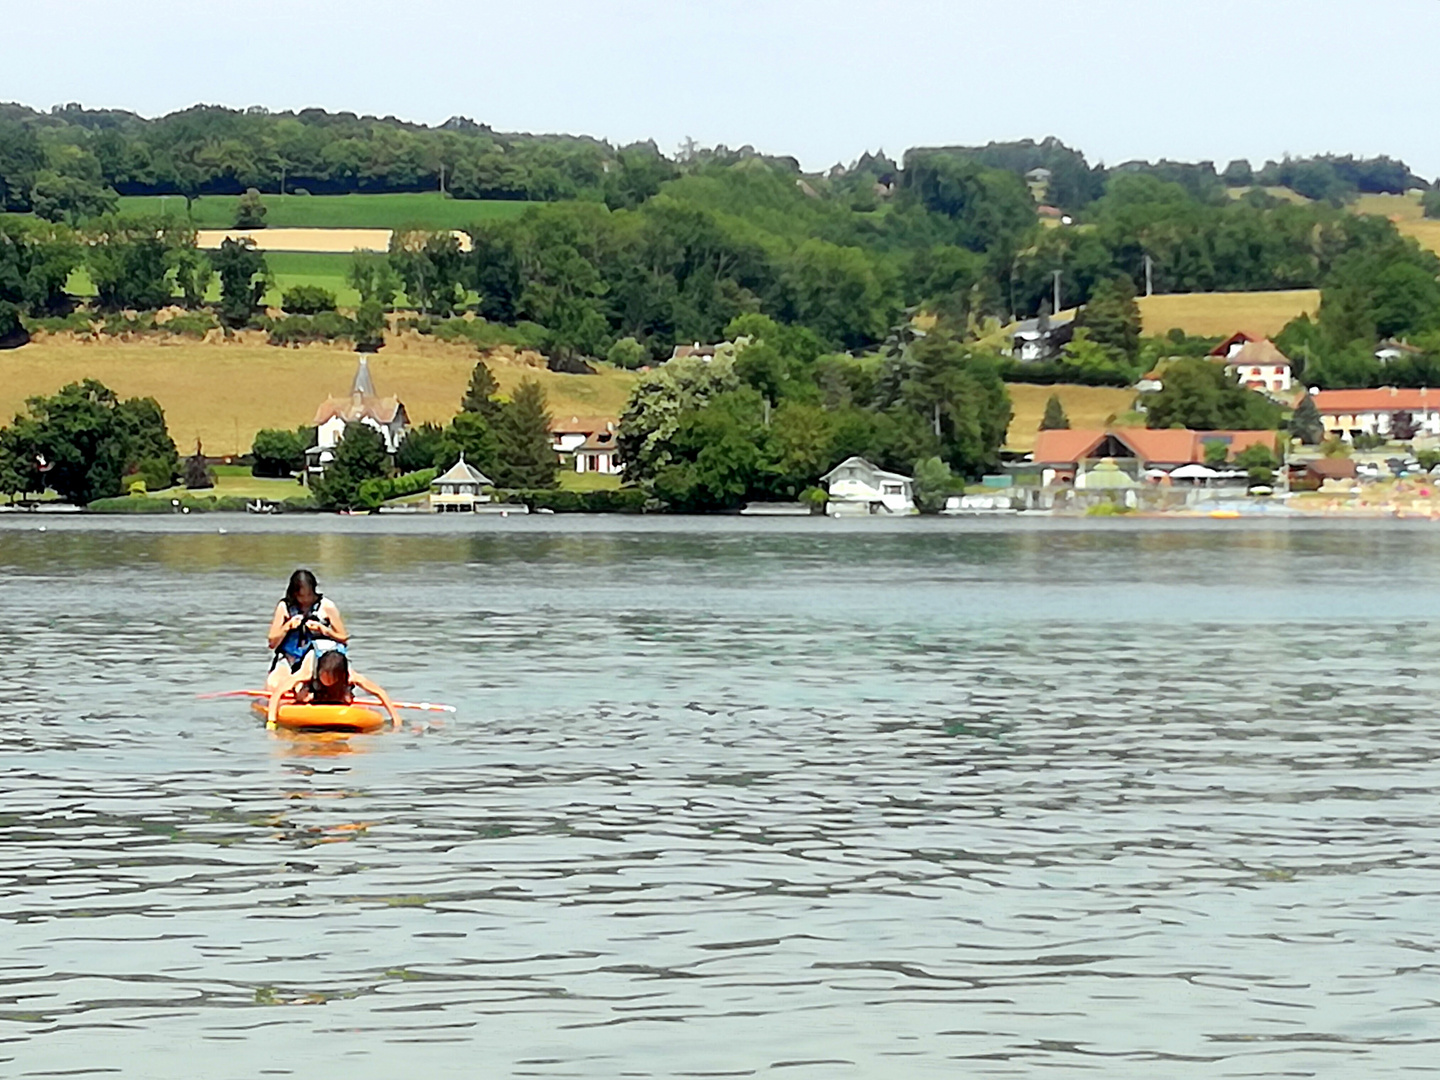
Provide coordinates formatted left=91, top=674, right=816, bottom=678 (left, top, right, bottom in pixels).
left=6, top=102, right=1440, bottom=502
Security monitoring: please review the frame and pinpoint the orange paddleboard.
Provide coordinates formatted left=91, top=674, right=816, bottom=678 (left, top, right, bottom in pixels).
left=251, top=699, right=387, bottom=734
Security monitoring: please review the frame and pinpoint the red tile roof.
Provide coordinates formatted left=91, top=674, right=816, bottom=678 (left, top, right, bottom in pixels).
left=549, top=415, right=617, bottom=435
left=1225, top=339, right=1291, bottom=368
left=1030, top=429, right=1108, bottom=464
left=1208, top=331, right=1260, bottom=357
left=1032, top=428, right=1278, bottom=466
left=313, top=394, right=404, bottom=426
left=1312, top=388, right=1440, bottom=413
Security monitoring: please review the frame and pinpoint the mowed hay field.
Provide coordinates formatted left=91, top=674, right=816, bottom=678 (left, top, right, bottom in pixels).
left=0, top=338, right=638, bottom=458
left=1004, top=384, right=1136, bottom=451
left=1353, top=192, right=1440, bottom=256
left=116, top=192, right=533, bottom=230
left=1137, top=289, right=1320, bottom=337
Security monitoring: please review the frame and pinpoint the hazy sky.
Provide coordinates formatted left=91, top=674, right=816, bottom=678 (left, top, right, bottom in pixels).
left=7, top=0, right=1439, bottom=177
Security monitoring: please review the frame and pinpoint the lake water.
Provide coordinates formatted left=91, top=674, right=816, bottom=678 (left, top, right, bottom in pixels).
left=2, top=515, right=1440, bottom=1078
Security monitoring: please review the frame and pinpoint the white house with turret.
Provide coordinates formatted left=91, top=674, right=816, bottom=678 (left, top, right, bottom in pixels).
left=306, top=356, right=410, bottom=477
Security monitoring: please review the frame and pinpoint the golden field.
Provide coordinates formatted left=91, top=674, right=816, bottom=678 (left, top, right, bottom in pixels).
left=1136, top=289, right=1320, bottom=337
left=0, top=336, right=638, bottom=458
left=1004, top=383, right=1136, bottom=451
left=1353, top=192, right=1440, bottom=256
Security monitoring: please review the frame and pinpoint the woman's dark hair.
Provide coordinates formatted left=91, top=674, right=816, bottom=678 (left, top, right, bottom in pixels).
left=315, top=649, right=349, bottom=683
left=285, top=569, right=320, bottom=608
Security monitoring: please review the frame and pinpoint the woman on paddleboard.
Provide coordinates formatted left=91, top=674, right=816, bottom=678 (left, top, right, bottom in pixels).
left=266, top=569, right=350, bottom=688
left=267, top=649, right=399, bottom=729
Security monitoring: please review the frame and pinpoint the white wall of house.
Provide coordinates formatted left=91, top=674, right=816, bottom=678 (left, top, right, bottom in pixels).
left=823, top=459, right=915, bottom=514
left=575, top=449, right=622, bottom=475
left=1321, top=408, right=1440, bottom=438
left=316, top=414, right=404, bottom=453
left=1228, top=362, right=1292, bottom=393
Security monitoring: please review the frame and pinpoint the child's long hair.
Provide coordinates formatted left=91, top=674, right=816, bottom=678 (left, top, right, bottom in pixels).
left=285, top=569, right=321, bottom=609
left=315, top=649, right=349, bottom=684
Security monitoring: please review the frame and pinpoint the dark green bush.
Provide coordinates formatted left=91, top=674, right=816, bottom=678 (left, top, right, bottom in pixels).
left=23, top=311, right=95, bottom=335
left=251, top=428, right=305, bottom=477
left=162, top=311, right=218, bottom=338
left=88, top=494, right=251, bottom=513
left=401, top=315, right=547, bottom=351
left=281, top=285, right=337, bottom=314
left=101, top=312, right=157, bottom=337
left=356, top=467, right=438, bottom=509
left=265, top=311, right=357, bottom=346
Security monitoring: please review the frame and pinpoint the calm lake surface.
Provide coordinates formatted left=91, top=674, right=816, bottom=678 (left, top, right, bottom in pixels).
left=3, top=515, right=1439, bottom=1078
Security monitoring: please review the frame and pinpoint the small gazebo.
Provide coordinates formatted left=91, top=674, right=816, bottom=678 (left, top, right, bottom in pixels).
left=428, top=455, right=493, bottom=513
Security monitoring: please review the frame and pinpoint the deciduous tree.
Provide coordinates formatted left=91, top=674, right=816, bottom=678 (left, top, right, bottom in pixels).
left=212, top=237, right=268, bottom=327
left=313, top=423, right=389, bottom=509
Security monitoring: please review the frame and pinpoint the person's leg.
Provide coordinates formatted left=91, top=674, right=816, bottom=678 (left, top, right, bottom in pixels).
left=265, top=656, right=289, bottom=691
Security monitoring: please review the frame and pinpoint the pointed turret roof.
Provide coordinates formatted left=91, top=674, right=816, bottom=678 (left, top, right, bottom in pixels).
left=352, top=355, right=377, bottom=398
left=432, top=453, right=493, bottom=487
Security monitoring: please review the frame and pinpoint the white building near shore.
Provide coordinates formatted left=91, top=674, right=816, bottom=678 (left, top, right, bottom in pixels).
left=820, top=456, right=916, bottom=515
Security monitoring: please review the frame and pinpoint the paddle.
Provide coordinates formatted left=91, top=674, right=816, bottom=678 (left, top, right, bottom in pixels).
left=197, top=689, right=457, bottom=713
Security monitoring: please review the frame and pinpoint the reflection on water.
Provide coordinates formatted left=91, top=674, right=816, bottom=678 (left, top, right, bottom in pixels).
left=2, top=516, right=1440, bottom=1078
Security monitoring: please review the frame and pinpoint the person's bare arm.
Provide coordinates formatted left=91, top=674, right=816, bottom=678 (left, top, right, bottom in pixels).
left=266, top=602, right=299, bottom=650
left=316, top=599, right=350, bottom=644
left=352, top=672, right=399, bottom=728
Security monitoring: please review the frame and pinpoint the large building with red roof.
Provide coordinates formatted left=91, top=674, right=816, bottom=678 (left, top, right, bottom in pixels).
left=1032, top=428, right=1281, bottom=485
left=1310, top=387, right=1440, bottom=440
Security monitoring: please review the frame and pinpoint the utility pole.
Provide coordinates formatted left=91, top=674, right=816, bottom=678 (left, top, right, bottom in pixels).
left=1144, top=254, right=1154, bottom=297
left=933, top=402, right=942, bottom=438
left=1051, top=269, right=1062, bottom=315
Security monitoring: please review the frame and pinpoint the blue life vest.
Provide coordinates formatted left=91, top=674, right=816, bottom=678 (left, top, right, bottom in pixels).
left=276, top=597, right=329, bottom=666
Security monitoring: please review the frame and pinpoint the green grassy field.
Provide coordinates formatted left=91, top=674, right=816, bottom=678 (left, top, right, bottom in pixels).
left=64, top=251, right=363, bottom=307
left=117, top=192, right=533, bottom=230
left=143, top=464, right=306, bottom=500
left=259, top=252, right=360, bottom=306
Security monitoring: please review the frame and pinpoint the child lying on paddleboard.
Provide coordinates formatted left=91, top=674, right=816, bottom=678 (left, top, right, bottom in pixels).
left=267, top=649, right=400, bottom=729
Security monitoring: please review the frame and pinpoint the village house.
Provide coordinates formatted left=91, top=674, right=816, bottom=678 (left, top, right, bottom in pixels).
left=1208, top=332, right=1293, bottom=394
left=1011, top=310, right=1075, bottom=363
left=573, top=429, right=622, bottom=475
left=1311, top=387, right=1440, bottom=440
left=820, top=456, right=915, bottom=515
left=1031, top=428, right=1280, bottom=486
left=1375, top=339, right=1423, bottom=365
left=550, top=415, right=623, bottom=475
left=306, top=355, right=409, bottom=477
left=428, top=454, right=492, bottom=512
